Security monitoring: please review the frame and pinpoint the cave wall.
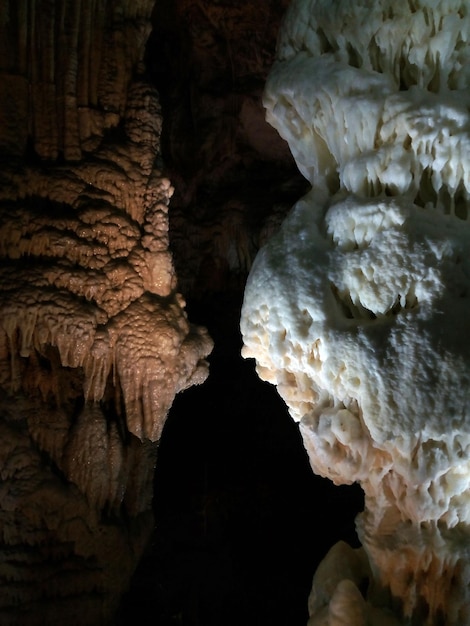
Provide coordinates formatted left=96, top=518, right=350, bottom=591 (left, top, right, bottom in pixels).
left=0, top=0, right=156, bottom=160
left=146, top=0, right=307, bottom=297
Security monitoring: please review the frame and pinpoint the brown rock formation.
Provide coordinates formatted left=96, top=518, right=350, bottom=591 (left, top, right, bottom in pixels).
left=0, top=2, right=212, bottom=624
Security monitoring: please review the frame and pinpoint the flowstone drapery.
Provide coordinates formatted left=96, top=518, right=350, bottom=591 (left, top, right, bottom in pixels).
left=0, top=3, right=212, bottom=624
left=240, top=1, right=470, bottom=624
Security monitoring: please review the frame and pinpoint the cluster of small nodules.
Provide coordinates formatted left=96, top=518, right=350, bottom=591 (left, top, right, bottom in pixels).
left=400, top=434, right=470, bottom=527
left=0, top=118, right=212, bottom=442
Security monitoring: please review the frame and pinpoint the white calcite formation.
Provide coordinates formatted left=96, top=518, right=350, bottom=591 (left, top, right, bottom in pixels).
left=240, top=1, right=470, bottom=624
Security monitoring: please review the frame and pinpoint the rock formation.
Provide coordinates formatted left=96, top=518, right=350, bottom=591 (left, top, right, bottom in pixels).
left=0, top=2, right=212, bottom=624
left=1, top=1, right=366, bottom=624
left=241, top=1, right=470, bottom=624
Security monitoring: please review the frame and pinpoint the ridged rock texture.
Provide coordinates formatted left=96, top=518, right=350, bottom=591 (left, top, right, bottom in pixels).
left=0, top=1, right=212, bottom=624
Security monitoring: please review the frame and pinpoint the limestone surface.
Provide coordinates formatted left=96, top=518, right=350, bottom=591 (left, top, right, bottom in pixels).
left=241, top=1, right=470, bottom=624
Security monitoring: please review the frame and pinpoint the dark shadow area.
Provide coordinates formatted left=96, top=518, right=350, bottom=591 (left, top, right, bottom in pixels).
left=119, top=4, right=364, bottom=623
left=119, top=291, right=364, bottom=626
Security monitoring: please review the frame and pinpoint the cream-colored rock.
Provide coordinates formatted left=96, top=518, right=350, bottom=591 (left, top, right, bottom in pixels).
left=241, top=1, right=470, bottom=624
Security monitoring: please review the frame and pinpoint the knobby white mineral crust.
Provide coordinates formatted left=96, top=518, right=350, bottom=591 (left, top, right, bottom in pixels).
left=240, top=1, right=470, bottom=624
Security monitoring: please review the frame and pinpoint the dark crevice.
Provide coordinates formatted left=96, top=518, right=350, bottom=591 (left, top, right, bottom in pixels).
left=119, top=291, right=364, bottom=626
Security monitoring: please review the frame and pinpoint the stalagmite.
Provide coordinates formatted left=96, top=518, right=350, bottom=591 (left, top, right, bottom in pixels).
left=240, top=1, right=470, bottom=624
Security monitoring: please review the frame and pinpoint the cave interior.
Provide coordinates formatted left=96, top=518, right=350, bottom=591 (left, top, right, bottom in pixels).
left=0, top=1, right=364, bottom=625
